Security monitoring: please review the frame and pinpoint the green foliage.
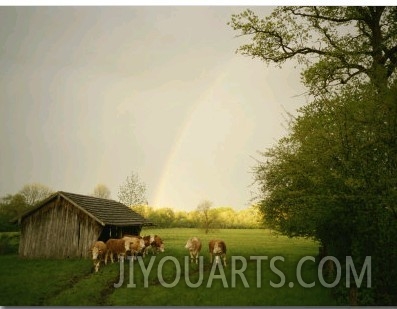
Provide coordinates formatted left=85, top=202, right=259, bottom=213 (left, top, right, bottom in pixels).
left=0, top=194, right=29, bottom=232
left=0, top=232, right=19, bottom=254
left=0, top=183, right=53, bottom=232
left=132, top=204, right=262, bottom=229
left=231, top=6, right=397, bottom=305
left=229, top=7, right=397, bottom=96
left=254, top=84, right=397, bottom=304
left=149, top=207, right=176, bottom=228
left=196, top=200, right=216, bottom=234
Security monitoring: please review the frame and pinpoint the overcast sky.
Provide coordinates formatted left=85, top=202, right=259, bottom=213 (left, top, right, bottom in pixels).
left=0, top=6, right=306, bottom=211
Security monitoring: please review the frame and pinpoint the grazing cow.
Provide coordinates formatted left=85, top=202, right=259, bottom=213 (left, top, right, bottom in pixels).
left=105, top=238, right=131, bottom=263
left=140, top=235, right=164, bottom=256
left=123, top=236, right=145, bottom=260
left=209, top=239, right=227, bottom=267
left=151, top=235, right=165, bottom=254
left=91, top=241, right=107, bottom=272
left=141, top=235, right=155, bottom=257
left=185, top=237, right=202, bottom=264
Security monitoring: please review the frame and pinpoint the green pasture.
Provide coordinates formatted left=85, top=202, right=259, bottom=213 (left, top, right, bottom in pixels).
left=0, top=228, right=337, bottom=306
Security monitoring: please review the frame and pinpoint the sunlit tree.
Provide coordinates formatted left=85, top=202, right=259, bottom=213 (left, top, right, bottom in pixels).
left=92, top=184, right=111, bottom=199
left=19, top=183, right=53, bottom=206
left=117, top=171, right=147, bottom=206
left=196, top=200, right=218, bottom=234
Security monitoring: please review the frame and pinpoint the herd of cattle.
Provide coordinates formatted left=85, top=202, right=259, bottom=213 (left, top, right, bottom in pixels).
left=90, top=235, right=227, bottom=272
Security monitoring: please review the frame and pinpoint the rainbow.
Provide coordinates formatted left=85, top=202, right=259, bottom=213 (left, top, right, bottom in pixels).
left=152, top=70, right=229, bottom=209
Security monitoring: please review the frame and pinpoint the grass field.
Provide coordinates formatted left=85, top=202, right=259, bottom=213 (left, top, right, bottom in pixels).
left=0, top=228, right=337, bottom=306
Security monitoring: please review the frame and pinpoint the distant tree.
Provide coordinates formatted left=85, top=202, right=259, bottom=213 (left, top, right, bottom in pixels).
left=130, top=204, right=153, bottom=218
left=209, top=207, right=231, bottom=229
left=0, top=194, right=29, bottom=232
left=148, top=207, right=175, bottom=228
left=172, top=210, right=194, bottom=228
left=117, top=171, right=147, bottom=207
left=196, top=200, right=218, bottom=234
left=239, top=205, right=263, bottom=228
left=92, top=184, right=111, bottom=199
left=19, top=183, right=53, bottom=206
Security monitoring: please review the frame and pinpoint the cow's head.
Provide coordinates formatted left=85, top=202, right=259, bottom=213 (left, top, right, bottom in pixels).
left=185, top=239, right=192, bottom=249
left=150, top=235, right=155, bottom=244
left=94, top=260, right=100, bottom=272
left=124, top=239, right=131, bottom=252
left=139, top=238, right=145, bottom=250
left=92, top=246, right=100, bottom=260
left=213, top=242, right=223, bottom=254
left=158, top=243, right=165, bottom=253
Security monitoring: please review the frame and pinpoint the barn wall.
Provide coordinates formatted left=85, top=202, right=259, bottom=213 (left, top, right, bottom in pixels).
left=19, top=197, right=102, bottom=258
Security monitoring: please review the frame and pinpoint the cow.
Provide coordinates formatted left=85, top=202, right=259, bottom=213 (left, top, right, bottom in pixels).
left=185, top=237, right=202, bottom=264
left=122, top=235, right=153, bottom=257
left=123, top=236, right=145, bottom=260
left=140, top=235, right=165, bottom=256
left=141, top=235, right=155, bottom=257
left=91, top=241, right=107, bottom=272
left=209, top=239, right=227, bottom=267
left=151, top=235, right=165, bottom=255
left=105, top=238, right=132, bottom=263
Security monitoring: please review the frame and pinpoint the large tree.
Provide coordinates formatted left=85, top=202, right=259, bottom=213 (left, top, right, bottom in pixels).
left=230, top=6, right=397, bottom=305
left=255, top=83, right=397, bottom=305
left=229, top=6, right=397, bottom=96
left=117, top=171, right=147, bottom=207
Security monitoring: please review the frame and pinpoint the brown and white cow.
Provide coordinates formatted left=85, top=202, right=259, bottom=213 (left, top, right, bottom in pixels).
left=141, top=235, right=165, bottom=256
left=91, top=241, right=107, bottom=272
left=209, top=239, right=227, bottom=267
left=185, top=237, right=202, bottom=264
left=151, top=235, right=165, bottom=254
left=141, top=235, right=155, bottom=257
left=123, top=236, right=145, bottom=260
left=105, top=238, right=132, bottom=263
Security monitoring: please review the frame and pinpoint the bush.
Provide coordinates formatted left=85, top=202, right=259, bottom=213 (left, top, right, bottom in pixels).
left=0, top=233, right=20, bottom=255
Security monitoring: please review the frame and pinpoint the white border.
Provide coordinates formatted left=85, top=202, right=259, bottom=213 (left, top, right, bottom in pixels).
left=1, top=1, right=395, bottom=6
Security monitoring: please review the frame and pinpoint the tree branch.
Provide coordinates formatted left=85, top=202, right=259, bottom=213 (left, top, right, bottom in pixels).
left=287, top=6, right=365, bottom=23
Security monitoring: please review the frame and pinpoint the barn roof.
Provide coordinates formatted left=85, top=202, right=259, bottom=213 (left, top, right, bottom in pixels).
left=15, top=191, right=153, bottom=227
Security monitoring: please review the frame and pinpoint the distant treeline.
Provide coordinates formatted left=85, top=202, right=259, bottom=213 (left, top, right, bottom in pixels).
left=131, top=205, right=264, bottom=229
left=0, top=185, right=264, bottom=232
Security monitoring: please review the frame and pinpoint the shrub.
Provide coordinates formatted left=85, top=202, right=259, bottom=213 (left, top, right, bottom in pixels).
left=0, top=233, right=20, bottom=255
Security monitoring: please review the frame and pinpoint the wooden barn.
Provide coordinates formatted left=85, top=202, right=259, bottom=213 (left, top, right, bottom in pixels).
left=14, top=191, right=152, bottom=258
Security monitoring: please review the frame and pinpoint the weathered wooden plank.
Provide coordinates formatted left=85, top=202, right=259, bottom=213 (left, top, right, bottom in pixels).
left=18, top=197, right=101, bottom=258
